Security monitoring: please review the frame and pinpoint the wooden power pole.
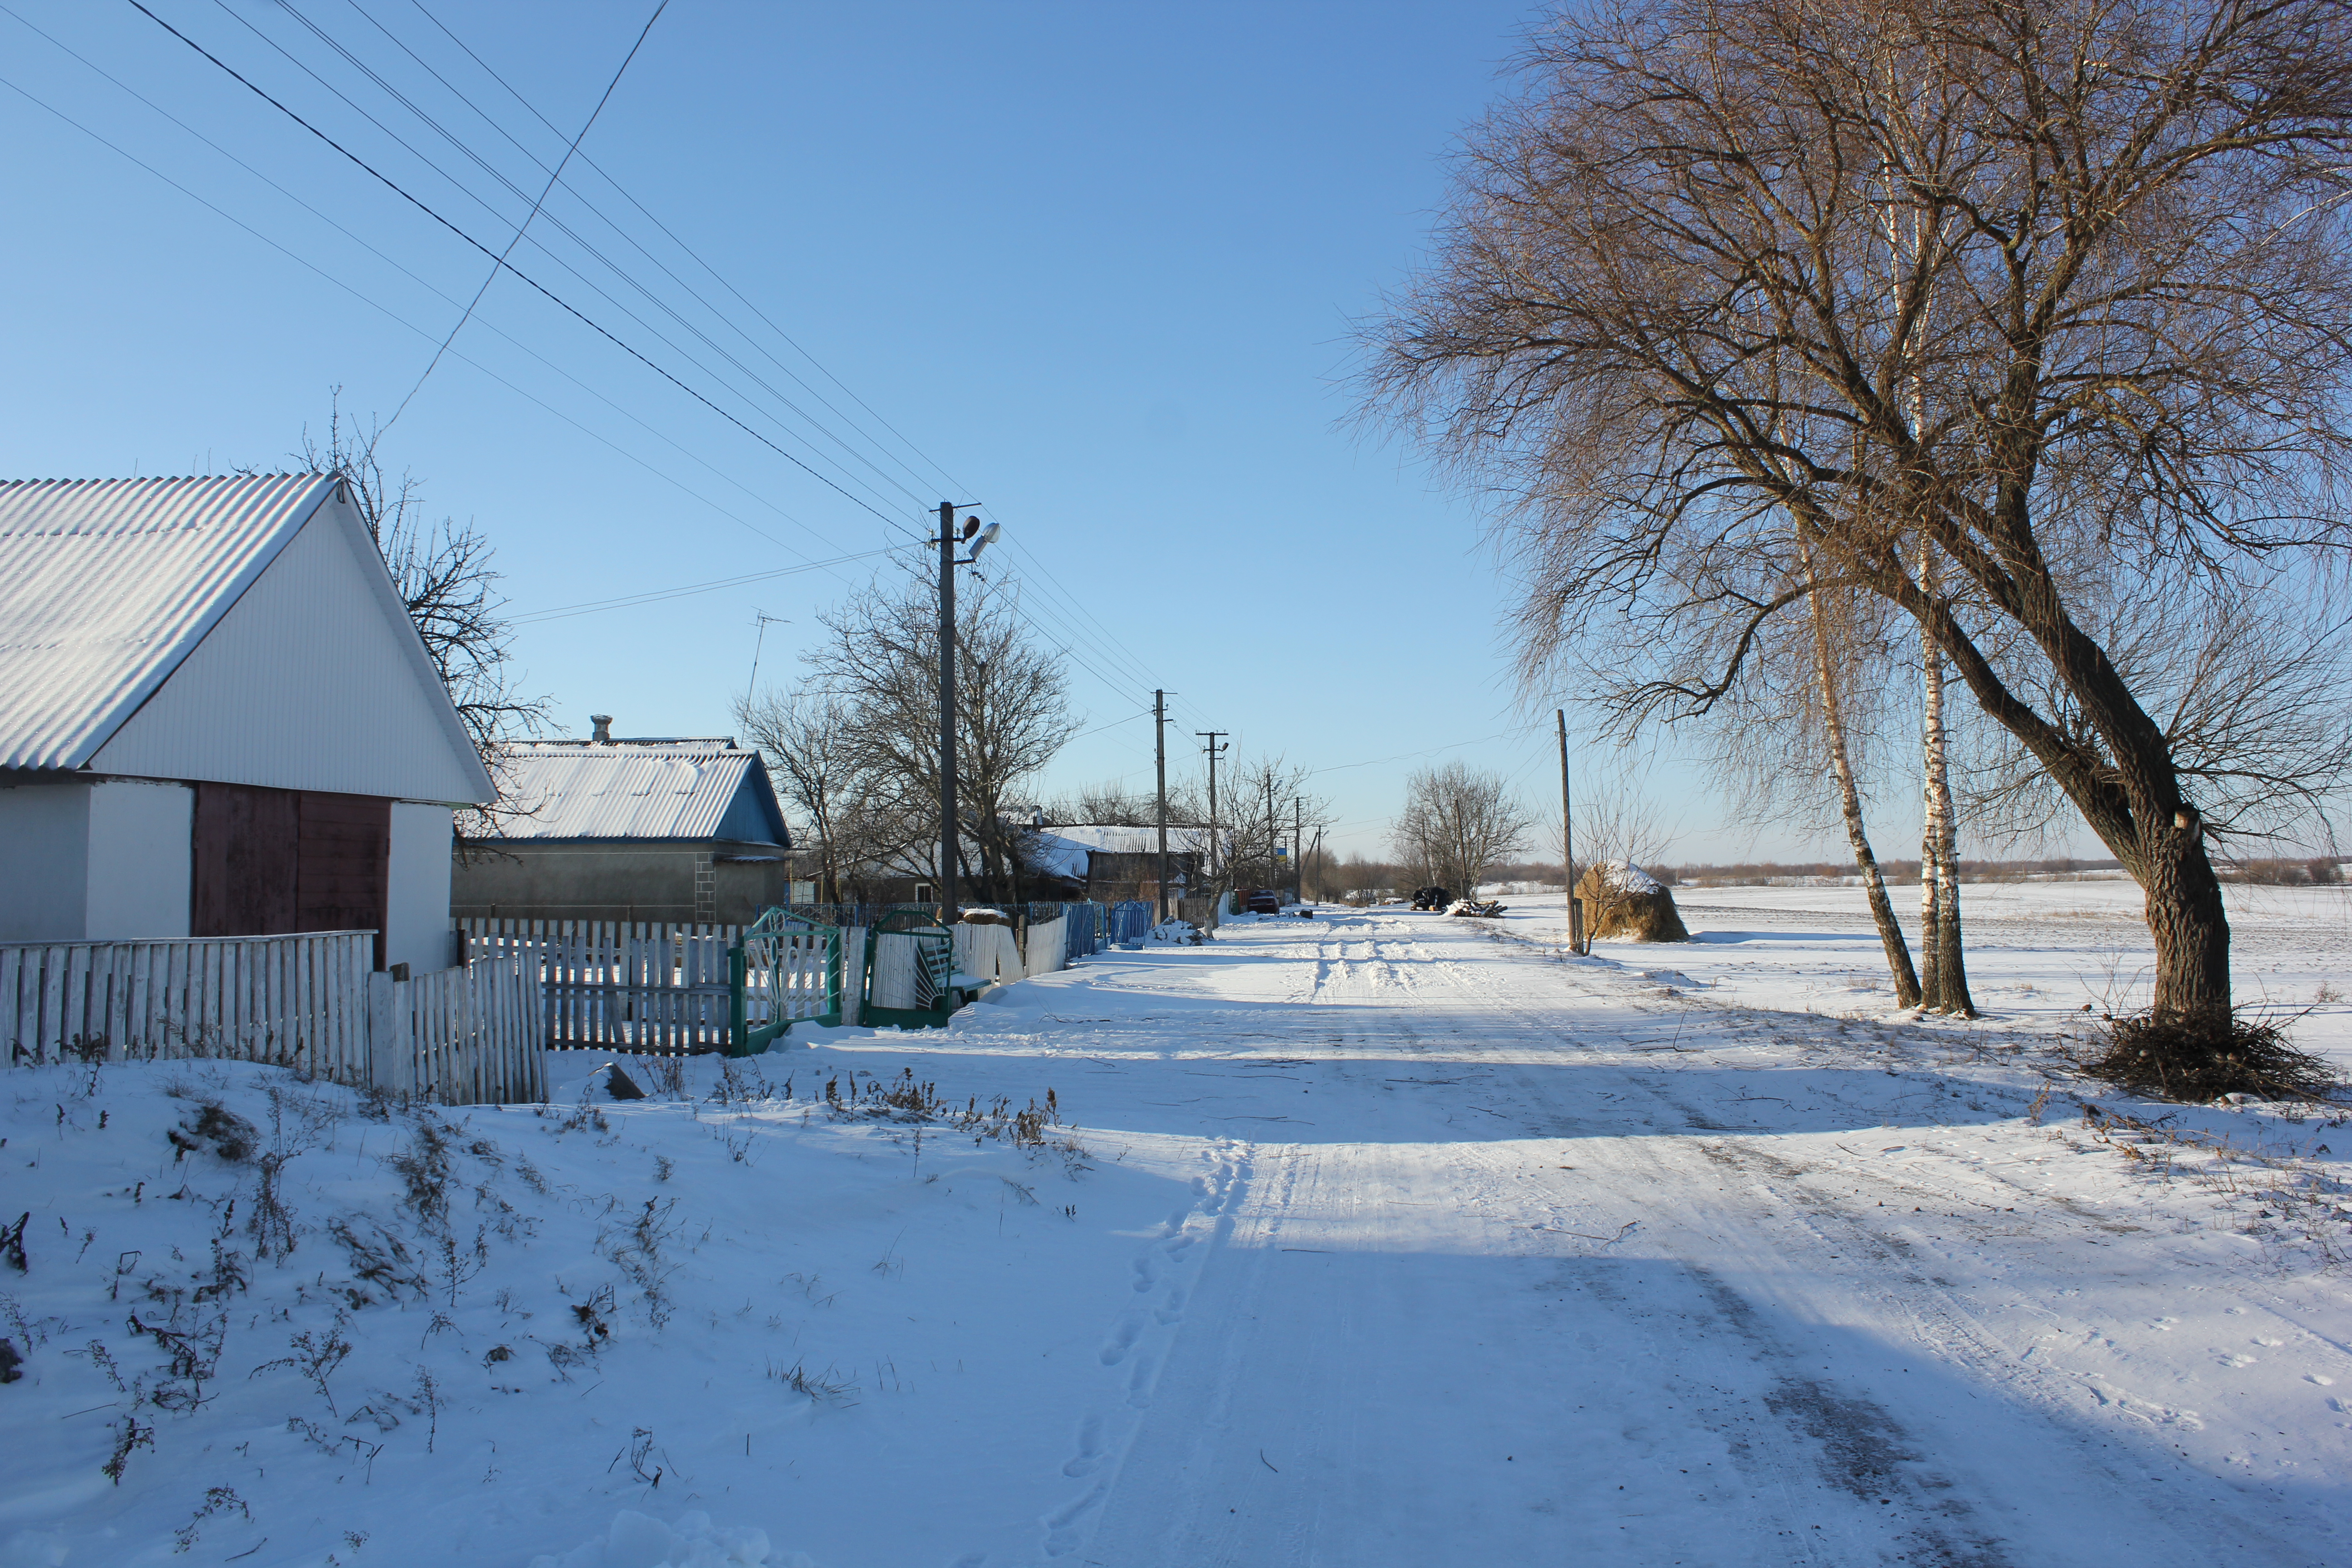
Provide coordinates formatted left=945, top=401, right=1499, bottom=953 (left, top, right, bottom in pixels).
left=938, top=501, right=959, bottom=924
left=1153, top=690, right=1170, bottom=923
left=1196, top=730, right=1227, bottom=887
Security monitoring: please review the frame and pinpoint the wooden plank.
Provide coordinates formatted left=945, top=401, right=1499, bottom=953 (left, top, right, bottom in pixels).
left=0, top=947, right=20, bottom=1063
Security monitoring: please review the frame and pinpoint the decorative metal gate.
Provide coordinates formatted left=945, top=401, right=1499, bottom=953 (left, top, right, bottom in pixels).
left=728, top=911, right=843, bottom=1054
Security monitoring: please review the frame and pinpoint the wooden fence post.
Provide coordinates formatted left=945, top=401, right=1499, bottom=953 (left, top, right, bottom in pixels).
left=366, top=969, right=409, bottom=1097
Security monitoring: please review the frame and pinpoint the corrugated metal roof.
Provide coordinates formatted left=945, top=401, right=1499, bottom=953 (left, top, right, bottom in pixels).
left=0, top=475, right=335, bottom=771
left=490, top=741, right=789, bottom=843
left=1045, top=824, right=1219, bottom=856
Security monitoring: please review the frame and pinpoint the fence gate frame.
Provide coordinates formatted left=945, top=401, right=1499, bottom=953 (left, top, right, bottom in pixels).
left=728, top=910, right=844, bottom=1055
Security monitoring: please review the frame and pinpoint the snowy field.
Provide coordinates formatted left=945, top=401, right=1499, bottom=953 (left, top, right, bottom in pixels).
left=5, top=899, right=2350, bottom=1566
left=1491, top=874, right=2352, bottom=1065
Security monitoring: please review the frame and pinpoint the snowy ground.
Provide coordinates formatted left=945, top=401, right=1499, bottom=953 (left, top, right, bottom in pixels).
left=5, top=900, right=2350, bottom=1566
left=1488, top=875, right=2352, bottom=1065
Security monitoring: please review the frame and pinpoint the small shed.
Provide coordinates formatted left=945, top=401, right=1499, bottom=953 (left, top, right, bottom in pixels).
left=451, top=727, right=796, bottom=926
left=0, top=475, right=496, bottom=970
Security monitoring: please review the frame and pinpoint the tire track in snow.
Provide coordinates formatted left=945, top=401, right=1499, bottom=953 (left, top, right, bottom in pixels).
left=1391, top=913, right=2288, bottom=1566
left=1037, top=1138, right=1251, bottom=1560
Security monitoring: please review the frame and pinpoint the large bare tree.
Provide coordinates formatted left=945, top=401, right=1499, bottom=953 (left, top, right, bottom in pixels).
left=790, top=566, right=1075, bottom=903
left=1363, top=0, right=2352, bottom=1032
left=1394, top=761, right=1538, bottom=896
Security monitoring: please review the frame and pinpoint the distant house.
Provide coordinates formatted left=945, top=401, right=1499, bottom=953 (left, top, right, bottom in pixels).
left=0, top=475, right=496, bottom=970
left=1030, top=825, right=1214, bottom=905
left=451, top=724, right=797, bottom=926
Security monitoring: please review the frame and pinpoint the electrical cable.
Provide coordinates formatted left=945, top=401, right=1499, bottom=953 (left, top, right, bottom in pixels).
left=221, top=0, right=923, bottom=525
left=286, top=0, right=932, bottom=517
left=379, top=0, right=668, bottom=433
left=126, top=0, right=929, bottom=544
left=405, top=0, right=961, bottom=506
left=0, top=67, right=887, bottom=580
left=0, top=6, right=906, bottom=572
left=513, top=548, right=892, bottom=622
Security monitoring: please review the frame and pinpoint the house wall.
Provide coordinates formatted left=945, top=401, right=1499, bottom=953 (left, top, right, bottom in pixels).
left=387, top=803, right=456, bottom=973
left=0, top=780, right=90, bottom=942
left=85, top=780, right=192, bottom=941
left=451, top=842, right=797, bottom=926
left=0, top=779, right=196, bottom=943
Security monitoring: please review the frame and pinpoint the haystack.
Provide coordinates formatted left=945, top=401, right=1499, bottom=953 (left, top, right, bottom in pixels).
left=1574, top=862, right=1689, bottom=942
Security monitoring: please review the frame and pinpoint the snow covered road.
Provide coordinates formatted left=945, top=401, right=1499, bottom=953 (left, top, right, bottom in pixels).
left=927, top=908, right=2349, bottom=1568
left=10, top=905, right=2346, bottom=1567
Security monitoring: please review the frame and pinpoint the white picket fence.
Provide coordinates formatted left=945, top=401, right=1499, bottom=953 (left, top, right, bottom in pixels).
left=460, top=919, right=736, bottom=1054
left=1, top=932, right=545, bottom=1105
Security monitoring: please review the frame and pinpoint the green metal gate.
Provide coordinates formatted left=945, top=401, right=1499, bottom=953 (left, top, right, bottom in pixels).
left=728, top=911, right=843, bottom=1054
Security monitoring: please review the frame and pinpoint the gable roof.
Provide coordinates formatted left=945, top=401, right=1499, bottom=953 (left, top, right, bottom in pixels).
left=490, top=740, right=790, bottom=844
left=0, top=475, right=494, bottom=803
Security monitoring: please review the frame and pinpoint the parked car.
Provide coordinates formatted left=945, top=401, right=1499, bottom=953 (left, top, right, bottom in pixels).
left=1245, top=888, right=1282, bottom=914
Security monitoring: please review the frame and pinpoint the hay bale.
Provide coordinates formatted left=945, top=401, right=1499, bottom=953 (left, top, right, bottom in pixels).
left=1574, top=862, right=1689, bottom=942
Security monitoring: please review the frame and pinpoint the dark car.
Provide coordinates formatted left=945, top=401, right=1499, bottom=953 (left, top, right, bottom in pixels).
left=1245, top=888, right=1282, bottom=914
left=1410, top=886, right=1452, bottom=911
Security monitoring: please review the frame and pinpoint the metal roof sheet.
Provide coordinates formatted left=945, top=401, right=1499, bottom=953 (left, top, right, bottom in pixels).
left=0, top=475, right=335, bottom=771
left=1044, top=824, right=1219, bottom=857
left=490, top=742, right=789, bottom=843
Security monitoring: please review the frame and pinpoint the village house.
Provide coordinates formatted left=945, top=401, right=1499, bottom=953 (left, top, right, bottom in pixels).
left=1029, top=824, right=1214, bottom=906
left=0, top=475, right=495, bottom=972
left=450, top=723, right=799, bottom=926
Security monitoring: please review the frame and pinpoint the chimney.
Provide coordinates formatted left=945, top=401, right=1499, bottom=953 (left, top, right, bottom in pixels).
left=590, top=714, right=613, bottom=745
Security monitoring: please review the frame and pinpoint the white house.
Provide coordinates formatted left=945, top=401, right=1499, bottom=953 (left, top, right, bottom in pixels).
left=0, top=474, right=495, bottom=971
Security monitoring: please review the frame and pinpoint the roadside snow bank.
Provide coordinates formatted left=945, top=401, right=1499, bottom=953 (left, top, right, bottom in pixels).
left=529, top=1509, right=797, bottom=1568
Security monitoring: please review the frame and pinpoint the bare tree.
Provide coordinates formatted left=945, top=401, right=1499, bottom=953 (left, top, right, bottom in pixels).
left=1362, top=0, right=2352, bottom=1034
left=294, top=398, right=548, bottom=838
left=798, top=565, right=1075, bottom=903
left=733, top=690, right=926, bottom=902
left=1394, top=761, right=1538, bottom=896
left=1217, top=755, right=1331, bottom=897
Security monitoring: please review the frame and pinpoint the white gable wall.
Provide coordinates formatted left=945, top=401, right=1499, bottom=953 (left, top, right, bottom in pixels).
left=89, top=495, right=490, bottom=804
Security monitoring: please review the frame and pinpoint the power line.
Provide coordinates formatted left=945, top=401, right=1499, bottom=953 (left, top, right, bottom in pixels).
left=226, top=0, right=928, bottom=524
left=0, top=7, right=897, bottom=572
left=342, top=2, right=1192, bottom=715
left=0, top=65, right=895, bottom=585
left=403, top=0, right=961, bottom=506
left=292, top=0, right=935, bottom=517
left=381, top=0, right=669, bottom=431
left=127, top=0, right=928, bottom=543
left=512, top=548, right=893, bottom=623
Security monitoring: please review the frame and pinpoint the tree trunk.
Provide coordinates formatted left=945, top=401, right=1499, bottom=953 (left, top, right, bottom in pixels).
left=1916, top=556, right=1975, bottom=1016
left=1805, top=545, right=1921, bottom=1006
left=2144, top=811, right=2231, bottom=1018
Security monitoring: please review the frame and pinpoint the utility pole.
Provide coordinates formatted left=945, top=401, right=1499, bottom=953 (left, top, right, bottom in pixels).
left=1153, top=690, right=1170, bottom=924
left=1196, top=730, right=1227, bottom=886
left=938, top=502, right=959, bottom=924
left=931, top=503, right=1002, bottom=924
left=1294, top=796, right=1304, bottom=906
left=1558, top=707, right=1584, bottom=955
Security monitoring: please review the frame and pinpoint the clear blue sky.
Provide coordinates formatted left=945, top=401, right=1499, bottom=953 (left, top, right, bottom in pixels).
left=1, top=0, right=1931, bottom=865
